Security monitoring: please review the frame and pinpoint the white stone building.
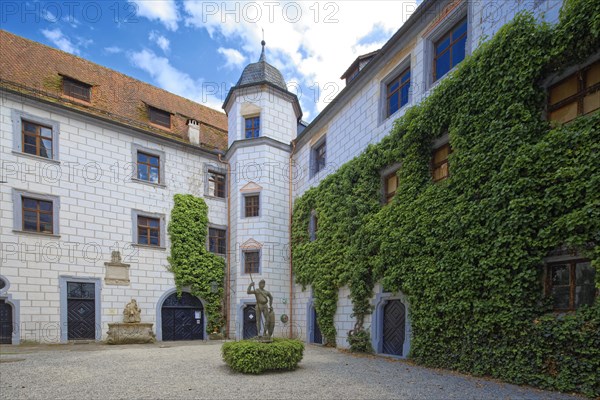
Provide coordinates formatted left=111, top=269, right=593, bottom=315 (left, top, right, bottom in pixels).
left=1, top=0, right=581, bottom=356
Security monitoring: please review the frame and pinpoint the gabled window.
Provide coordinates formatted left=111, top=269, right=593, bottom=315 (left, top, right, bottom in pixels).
left=387, top=67, right=410, bottom=117
left=22, top=120, right=53, bottom=159
left=432, top=144, right=452, bottom=182
left=208, top=171, right=226, bottom=198
left=434, top=18, right=467, bottom=82
left=245, top=116, right=260, bottom=139
left=137, top=216, right=161, bottom=246
left=384, top=173, right=399, bottom=203
left=244, top=195, right=260, bottom=218
left=148, top=106, right=171, bottom=128
left=243, top=250, right=260, bottom=274
left=548, top=60, right=600, bottom=123
left=62, top=77, right=91, bottom=102
left=311, top=138, right=327, bottom=177
left=208, top=228, right=227, bottom=255
left=546, top=260, right=596, bottom=311
left=137, top=152, right=160, bottom=184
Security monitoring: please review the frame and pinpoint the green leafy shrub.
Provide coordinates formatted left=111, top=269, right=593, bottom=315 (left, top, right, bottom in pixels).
left=292, top=0, right=600, bottom=396
left=168, top=194, right=225, bottom=333
left=222, top=339, right=305, bottom=374
left=347, top=329, right=373, bottom=353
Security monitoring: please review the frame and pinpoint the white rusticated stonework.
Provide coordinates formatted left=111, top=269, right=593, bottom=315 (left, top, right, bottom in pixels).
left=0, top=93, right=226, bottom=343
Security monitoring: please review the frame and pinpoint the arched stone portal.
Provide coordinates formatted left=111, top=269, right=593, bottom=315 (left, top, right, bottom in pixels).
left=156, top=289, right=206, bottom=341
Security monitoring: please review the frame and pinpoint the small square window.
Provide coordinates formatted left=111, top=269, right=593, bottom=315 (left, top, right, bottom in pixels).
left=245, top=195, right=260, bottom=218
left=548, top=60, right=600, bottom=124
left=137, top=216, right=161, bottom=246
left=434, top=18, right=467, bottom=82
left=137, top=151, right=160, bottom=184
left=432, top=144, right=452, bottom=182
left=245, top=116, right=260, bottom=139
left=22, top=197, right=54, bottom=234
left=208, top=171, right=226, bottom=198
left=209, top=228, right=227, bottom=255
left=62, top=77, right=91, bottom=102
left=386, top=67, right=411, bottom=117
left=22, top=120, right=53, bottom=159
left=546, top=260, right=596, bottom=311
left=148, top=106, right=171, bottom=128
left=244, top=250, right=260, bottom=274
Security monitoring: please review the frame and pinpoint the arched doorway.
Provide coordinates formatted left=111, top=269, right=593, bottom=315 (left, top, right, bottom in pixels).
left=160, top=292, right=204, bottom=341
left=0, top=299, right=13, bottom=344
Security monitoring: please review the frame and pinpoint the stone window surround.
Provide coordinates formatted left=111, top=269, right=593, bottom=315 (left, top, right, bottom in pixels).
left=422, top=1, right=470, bottom=90
left=242, top=192, right=261, bottom=219
left=11, top=109, right=61, bottom=162
left=12, top=188, right=60, bottom=236
left=131, top=209, right=166, bottom=249
left=203, top=163, right=227, bottom=200
left=241, top=247, right=262, bottom=276
left=207, top=223, right=228, bottom=256
left=59, top=276, right=102, bottom=343
left=379, top=57, right=412, bottom=124
left=131, top=143, right=166, bottom=187
left=309, top=135, right=327, bottom=179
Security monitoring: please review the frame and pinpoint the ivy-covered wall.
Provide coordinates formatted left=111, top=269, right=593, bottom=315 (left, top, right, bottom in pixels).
left=292, top=0, right=599, bottom=396
left=168, top=194, right=225, bottom=333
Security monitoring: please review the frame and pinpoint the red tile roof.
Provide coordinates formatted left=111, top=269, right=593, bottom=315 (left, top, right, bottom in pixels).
left=0, top=30, right=228, bottom=151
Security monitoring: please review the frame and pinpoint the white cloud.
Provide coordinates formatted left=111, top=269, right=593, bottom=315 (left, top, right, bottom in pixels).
left=149, top=31, right=170, bottom=53
left=41, top=28, right=79, bottom=55
left=129, top=0, right=179, bottom=31
left=128, top=49, right=223, bottom=110
left=183, top=1, right=418, bottom=117
left=217, top=47, right=246, bottom=69
left=104, top=46, right=124, bottom=54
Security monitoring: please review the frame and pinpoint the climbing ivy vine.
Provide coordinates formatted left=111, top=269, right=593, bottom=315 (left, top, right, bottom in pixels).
left=292, top=0, right=599, bottom=396
left=168, top=194, right=225, bottom=333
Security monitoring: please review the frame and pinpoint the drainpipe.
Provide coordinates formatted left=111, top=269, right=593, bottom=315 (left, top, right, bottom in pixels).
left=288, top=139, right=297, bottom=338
left=218, top=153, right=231, bottom=338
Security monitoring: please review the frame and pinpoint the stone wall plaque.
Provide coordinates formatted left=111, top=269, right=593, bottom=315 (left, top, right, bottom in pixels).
left=104, top=251, right=131, bottom=285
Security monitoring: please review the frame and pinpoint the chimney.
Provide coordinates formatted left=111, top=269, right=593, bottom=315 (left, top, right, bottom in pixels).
left=187, top=119, right=200, bottom=145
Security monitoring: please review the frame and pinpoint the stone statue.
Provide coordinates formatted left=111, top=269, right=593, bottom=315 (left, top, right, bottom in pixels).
left=123, top=298, right=141, bottom=323
left=247, top=279, right=274, bottom=339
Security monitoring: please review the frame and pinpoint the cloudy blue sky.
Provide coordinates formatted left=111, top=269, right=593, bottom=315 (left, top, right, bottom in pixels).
left=2, top=0, right=420, bottom=121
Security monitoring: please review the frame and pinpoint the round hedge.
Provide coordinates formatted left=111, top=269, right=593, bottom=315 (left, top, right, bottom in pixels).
left=222, top=339, right=304, bottom=374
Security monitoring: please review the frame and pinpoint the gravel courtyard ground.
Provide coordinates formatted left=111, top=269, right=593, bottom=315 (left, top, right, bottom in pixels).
left=0, top=341, right=584, bottom=400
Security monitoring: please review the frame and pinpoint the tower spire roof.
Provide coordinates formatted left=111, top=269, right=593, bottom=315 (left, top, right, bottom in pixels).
left=259, top=40, right=266, bottom=62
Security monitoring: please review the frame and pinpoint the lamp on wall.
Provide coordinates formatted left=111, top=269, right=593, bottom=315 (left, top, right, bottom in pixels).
left=210, top=281, right=219, bottom=294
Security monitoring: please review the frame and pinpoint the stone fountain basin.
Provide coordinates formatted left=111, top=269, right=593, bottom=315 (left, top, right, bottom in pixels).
left=106, top=323, right=155, bottom=345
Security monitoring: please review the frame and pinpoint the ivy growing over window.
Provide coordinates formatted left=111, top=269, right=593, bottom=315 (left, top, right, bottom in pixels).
left=292, top=0, right=599, bottom=396
left=168, top=194, right=225, bottom=333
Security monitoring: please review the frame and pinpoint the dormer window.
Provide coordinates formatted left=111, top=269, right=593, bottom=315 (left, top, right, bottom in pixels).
left=148, top=106, right=171, bottom=128
left=62, top=77, right=91, bottom=102
left=245, top=116, right=260, bottom=139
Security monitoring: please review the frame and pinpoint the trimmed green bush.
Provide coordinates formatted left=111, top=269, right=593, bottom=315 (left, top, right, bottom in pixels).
left=222, top=339, right=305, bottom=374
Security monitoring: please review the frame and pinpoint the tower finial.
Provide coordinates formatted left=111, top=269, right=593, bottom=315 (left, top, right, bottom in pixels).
left=260, top=29, right=266, bottom=62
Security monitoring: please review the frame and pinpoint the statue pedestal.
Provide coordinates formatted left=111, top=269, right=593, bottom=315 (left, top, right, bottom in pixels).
left=106, top=323, right=155, bottom=345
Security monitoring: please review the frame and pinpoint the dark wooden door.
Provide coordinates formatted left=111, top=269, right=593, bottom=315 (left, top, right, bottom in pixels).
left=312, top=307, right=322, bottom=344
left=382, top=300, right=406, bottom=356
left=67, top=282, right=96, bottom=340
left=243, top=304, right=258, bottom=339
left=161, top=292, right=203, bottom=341
left=0, top=300, right=12, bottom=344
